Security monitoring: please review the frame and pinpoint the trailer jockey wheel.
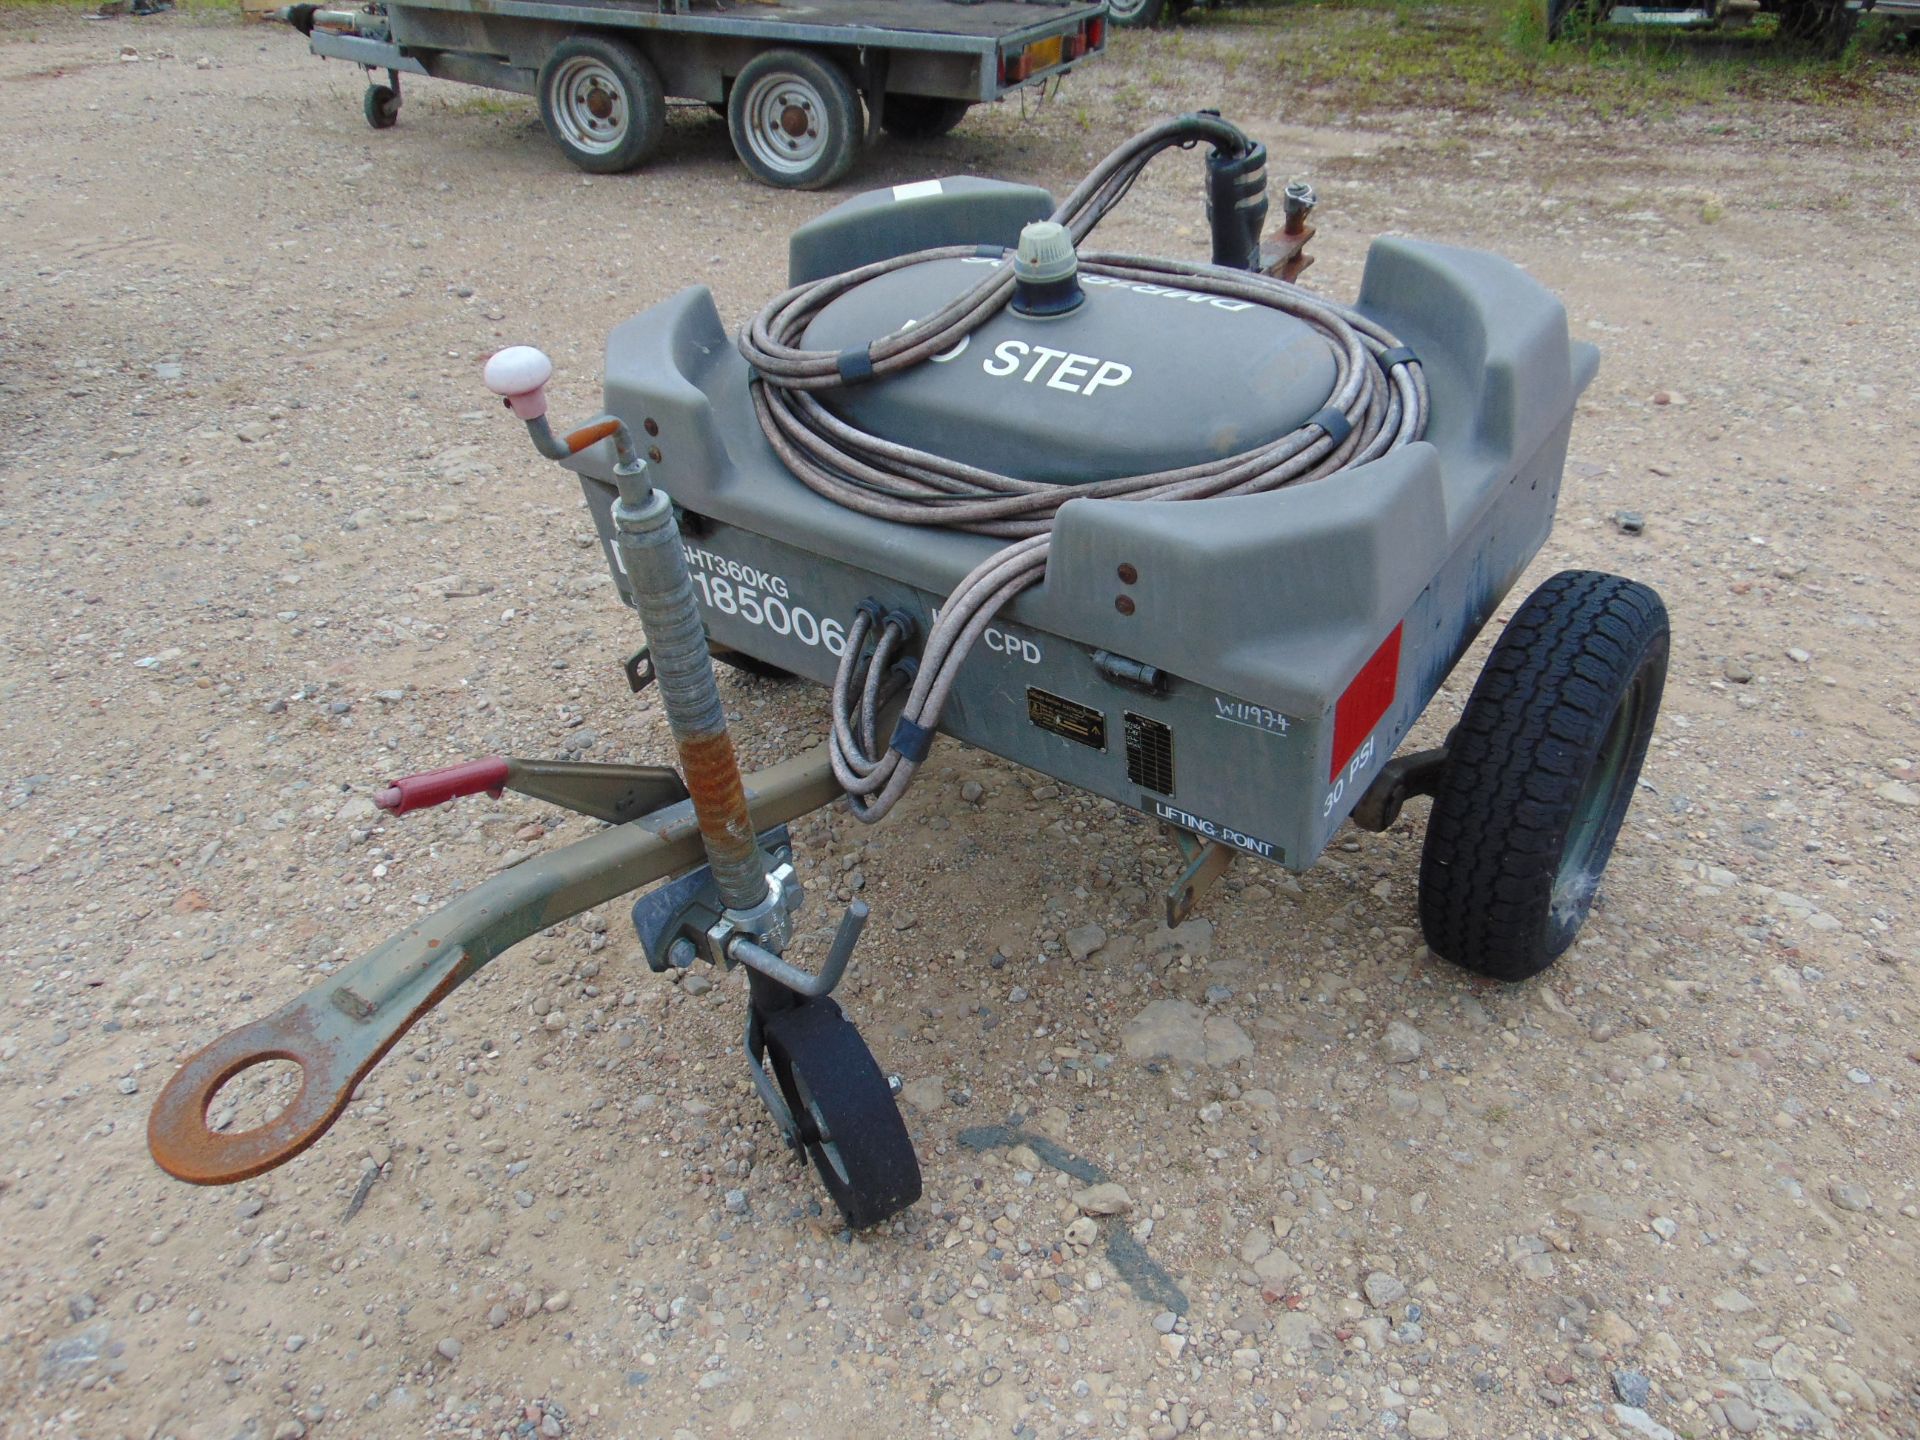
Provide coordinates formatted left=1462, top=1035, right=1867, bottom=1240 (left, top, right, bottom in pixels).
left=1419, top=570, right=1669, bottom=982
left=538, top=37, right=667, bottom=175
left=761, top=998, right=922, bottom=1228
left=363, top=83, right=400, bottom=130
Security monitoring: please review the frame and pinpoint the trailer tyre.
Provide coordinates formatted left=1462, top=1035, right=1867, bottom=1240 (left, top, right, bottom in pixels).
left=1547, top=0, right=1608, bottom=39
left=1777, top=0, right=1857, bottom=52
left=537, top=37, right=667, bottom=175
left=1106, top=0, right=1168, bottom=28
left=363, top=83, right=400, bottom=131
left=880, top=95, right=971, bottom=140
left=1418, top=570, right=1668, bottom=982
left=727, top=50, right=861, bottom=189
left=762, top=998, right=922, bottom=1229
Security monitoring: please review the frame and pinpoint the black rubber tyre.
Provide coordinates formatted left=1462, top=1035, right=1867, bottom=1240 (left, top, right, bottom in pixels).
left=1419, top=571, right=1669, bottom=982
left=726, top=50, right=861, bottom=190
left=1106, top=0, right=1167, bottom=26
left=537, top=37, right=667, bottom=175
left=363, top=83, right=400, bottom=130
left=880, top=94, right=971, bottom=140
left=762, top=998, right=922, bottom=1229
left=1777, top=0, right=1857, bottom=51
left=1547, top=0, right=1609, bottom=38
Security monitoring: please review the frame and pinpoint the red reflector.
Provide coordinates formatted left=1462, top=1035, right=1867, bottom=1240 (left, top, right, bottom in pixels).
left=1330, top=623, right=1402, bottom=781
left=1088, top=16, right=1106, bottom=47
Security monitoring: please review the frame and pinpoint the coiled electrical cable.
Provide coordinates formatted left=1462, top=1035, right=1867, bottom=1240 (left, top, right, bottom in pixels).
left=738, top=115, right=1430, bottom=822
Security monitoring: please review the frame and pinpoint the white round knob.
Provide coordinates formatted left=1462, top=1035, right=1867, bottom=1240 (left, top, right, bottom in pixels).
left=483, top=345, right=554, bottom=419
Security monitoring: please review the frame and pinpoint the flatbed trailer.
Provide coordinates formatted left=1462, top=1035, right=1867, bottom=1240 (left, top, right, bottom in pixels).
left=284, top=0, right=1108, bottom=186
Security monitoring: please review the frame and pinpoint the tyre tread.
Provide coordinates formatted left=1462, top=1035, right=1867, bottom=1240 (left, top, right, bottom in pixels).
left=1419, top=571, right=1668, bottom=981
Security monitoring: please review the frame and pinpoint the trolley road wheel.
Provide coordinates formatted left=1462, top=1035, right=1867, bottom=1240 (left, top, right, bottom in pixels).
left=1419, top=570, right=1669, bottom=982
left=726, top=50, right=861, bottom=190
left=762, top=998, right=921, bottom=1228
left=537, top=37, right=667, bottom=175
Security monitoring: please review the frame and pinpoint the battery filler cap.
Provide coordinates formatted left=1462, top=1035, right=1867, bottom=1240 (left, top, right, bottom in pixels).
left=1011, top=221, right=1084, bottom=318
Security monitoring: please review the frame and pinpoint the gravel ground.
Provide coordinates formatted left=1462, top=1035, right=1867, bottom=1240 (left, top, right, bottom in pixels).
left=3, top=10, right=1918, bottom=1440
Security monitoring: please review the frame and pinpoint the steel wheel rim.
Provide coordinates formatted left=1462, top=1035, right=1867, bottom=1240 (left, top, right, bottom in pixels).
left=790, top=1065, right=851, bottom=1188
left=741, top=71, right=830, bottom=176
left=1106, top=0, right=1152, bottom=19
left=1555, top=672, right=1645, bottom=901
left=550, top=56, right=628, bottom=156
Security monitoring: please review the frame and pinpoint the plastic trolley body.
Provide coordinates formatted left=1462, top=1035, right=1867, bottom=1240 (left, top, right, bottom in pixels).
left=568, top=179, right=1599, bottom=874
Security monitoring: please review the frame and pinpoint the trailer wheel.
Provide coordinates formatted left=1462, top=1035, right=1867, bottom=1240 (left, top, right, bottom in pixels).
left=1418, top=570, right=1668, bottom=982
left=1106, top=0, right=1167, bottom=28
left=727, top=50, right=861, bottom=190
left=762, top=998, right=922, bottom=1229
left=1777, top=0, right=1857, bottom=52
left=537, top=37, right=667, bottom=175
left=363, top=83, right=400, bottom=130
left=880, top=95, right=971, bottom=140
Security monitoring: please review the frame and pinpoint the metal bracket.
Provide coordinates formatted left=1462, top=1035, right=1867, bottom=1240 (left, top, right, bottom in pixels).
left=1348, top=744, right=1450, bottom=833
left=1165, top=828, right=1235, bottom=927
left=508, top=759, right=687, bottom=825
left=744, top=1005, right=801, bottom=1147
left=630, top=828, right=792, bottom=972
left=623, top=645, right=655, bottom=694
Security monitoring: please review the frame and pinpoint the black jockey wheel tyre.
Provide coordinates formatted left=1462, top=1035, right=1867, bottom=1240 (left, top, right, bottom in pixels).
left=727, top=50, right=861, bottom=190
left=1106, top=0, right=1167, bottom=26
left=880, top=94, right=971, bottom=140
left=1418, top=570, right=1669, bottom=982
left=537, top=37, right=667, bottom=175
left=762, top=998, right=922, bottom=1228
left=363, top=83, right=400, bottom=130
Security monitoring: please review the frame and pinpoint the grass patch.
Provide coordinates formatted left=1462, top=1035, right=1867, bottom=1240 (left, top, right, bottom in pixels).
left=1176, top=0, right=1916, bottom=121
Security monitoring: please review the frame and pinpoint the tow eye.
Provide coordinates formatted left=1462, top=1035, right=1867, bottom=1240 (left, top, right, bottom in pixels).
left=147, top=349, right=920, bottom=1229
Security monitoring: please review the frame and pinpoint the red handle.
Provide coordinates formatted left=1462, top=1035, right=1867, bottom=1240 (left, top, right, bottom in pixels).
left=375, top=757, right=511, bottom=816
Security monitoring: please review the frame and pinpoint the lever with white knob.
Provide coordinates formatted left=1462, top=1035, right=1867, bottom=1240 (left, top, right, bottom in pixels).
left=483, top=345, right=554, bottom=420
left=483, top=345, right=641, bottom=474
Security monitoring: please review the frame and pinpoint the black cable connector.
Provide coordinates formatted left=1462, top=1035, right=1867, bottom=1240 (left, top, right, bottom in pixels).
left=1205, top=137, right=1269, bottom=273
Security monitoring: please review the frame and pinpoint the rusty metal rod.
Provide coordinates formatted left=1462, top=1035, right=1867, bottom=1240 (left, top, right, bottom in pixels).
left=610, top=473, right=770, bottom=914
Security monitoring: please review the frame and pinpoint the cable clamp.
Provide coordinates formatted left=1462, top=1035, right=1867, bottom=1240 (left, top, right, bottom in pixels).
left=888, top=716, right=935, bottom=764
left=1375, top=345, right=1418, bottom=369
left=1309, top=406, right=1354, bottom=448
left=836, top=347, right=876, bottom=385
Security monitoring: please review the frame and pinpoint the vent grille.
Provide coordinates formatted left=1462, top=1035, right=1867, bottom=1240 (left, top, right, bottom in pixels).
left=1124, top=712, right=1174, bottom=795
